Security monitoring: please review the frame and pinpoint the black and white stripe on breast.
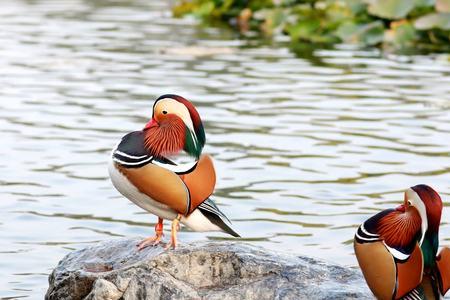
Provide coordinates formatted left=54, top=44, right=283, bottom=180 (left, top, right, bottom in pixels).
left=355, top=209, right=396, bottom=244
left=355, top=223, right=381, bottom=243
left=113, top=150, right=153, bottom=168
left=112, top=131, right=153, bottom=168
left=112, top=130, right=199, bottom=173
left=152, top=156, right=198, bottom=175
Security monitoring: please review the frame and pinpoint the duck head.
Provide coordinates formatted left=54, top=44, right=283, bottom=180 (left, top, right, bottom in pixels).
left=143, top=94, right=205, bottom=159
left=376, top=184, right=442, bottom=251
left=404, top=184, right=442, bottom=246
left=406, top=184, right=442, bottom=268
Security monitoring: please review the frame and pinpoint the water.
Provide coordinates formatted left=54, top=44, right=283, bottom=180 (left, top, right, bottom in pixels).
left=1, top=0, right=450, bottom=298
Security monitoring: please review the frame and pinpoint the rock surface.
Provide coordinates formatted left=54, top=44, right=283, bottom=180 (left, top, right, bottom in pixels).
left=46, top=238, right=371, bottom=300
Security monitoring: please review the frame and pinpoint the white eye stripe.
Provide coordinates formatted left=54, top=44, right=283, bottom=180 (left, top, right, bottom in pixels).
left=156, top=98, right=195, bottom=132
left=405, top=188, right=428, bottom=246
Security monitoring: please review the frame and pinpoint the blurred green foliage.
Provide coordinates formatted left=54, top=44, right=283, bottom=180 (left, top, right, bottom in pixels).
left=173, top=0, right=450, bottom=52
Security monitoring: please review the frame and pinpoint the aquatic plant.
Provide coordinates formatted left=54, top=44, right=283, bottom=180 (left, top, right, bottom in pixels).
left=173, top=0, right=450, bottom=52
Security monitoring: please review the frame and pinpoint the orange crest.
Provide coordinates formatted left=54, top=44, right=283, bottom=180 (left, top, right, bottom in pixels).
left=378, top=208, right=421, bottom=248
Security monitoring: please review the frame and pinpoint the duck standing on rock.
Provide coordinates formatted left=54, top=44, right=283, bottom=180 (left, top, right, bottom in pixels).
left=354, top=184, right=450, bottom=299
left=108, top=94, right=239, bottom=250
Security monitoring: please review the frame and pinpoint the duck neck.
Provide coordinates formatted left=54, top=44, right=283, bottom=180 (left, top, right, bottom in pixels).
left=421, top=231, right=439, bottom=270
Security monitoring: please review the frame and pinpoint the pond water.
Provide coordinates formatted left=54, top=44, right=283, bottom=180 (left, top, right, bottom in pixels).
left=1, top=0, right=450, bottom=298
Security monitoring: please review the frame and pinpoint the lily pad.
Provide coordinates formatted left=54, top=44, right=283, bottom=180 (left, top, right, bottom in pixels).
left=336, top=21, right=385, bottom=45
left=193, top=2, right=215, bottom=18
left=384, top=21, right=418, bottom=47
left=343, top=0, right=368, bottom=14
left=415, top=0, right=436, bottom=7
left=368, top=0, right=417, bottom=19
left=436, top=0, right=450, bottom=12
left=415, top=12, right=450, bottom=29
left=287, top=19, right=321, bottom=41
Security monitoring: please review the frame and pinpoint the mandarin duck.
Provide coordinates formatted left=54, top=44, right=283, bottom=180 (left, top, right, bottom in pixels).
left=354, top=184, right=450, bottom=299
left=108, top=94, right=239, bottom=250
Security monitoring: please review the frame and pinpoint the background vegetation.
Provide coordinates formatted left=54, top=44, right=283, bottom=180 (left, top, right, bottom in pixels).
left=174, top=0, right=450, bottom=52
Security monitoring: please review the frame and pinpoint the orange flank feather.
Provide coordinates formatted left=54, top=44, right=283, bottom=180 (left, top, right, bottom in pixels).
left=144, top=114, right=185, bottom=157
left=436, top=247, right=450, bottom=295
left=116, top=162, right=190, bottom=215
left=354, top=241, right=396, bottom=300
left=179, top=154, right=216, bottom=214
left=378, top=207, right=421, bottom=248
left=395, top=244, right=423, bottom=299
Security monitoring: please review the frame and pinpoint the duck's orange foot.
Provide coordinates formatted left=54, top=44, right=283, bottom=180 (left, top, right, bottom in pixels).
left=136, top=233, right=163, bottom=250
left=136, top=217, right=164, bottom=251
left=164, top=214, right=181, bottom=250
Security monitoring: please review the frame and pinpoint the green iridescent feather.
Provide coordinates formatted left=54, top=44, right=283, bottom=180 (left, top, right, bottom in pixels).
left=421, top=232, right=439, bottom=269
left=184, top=126, right=203, bottom=158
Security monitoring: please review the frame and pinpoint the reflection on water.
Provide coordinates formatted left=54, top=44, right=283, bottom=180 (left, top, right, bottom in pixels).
left=1, top=0, right=450, bottom=298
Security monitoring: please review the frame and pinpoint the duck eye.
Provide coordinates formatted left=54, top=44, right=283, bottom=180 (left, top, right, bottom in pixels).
left=162, top=110, right=167, bottom=115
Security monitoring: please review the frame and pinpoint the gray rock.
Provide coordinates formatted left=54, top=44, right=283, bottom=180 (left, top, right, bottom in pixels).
left=46, top=238, right=371, bottom=300
left=84, top=279, right=122, bottom=300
